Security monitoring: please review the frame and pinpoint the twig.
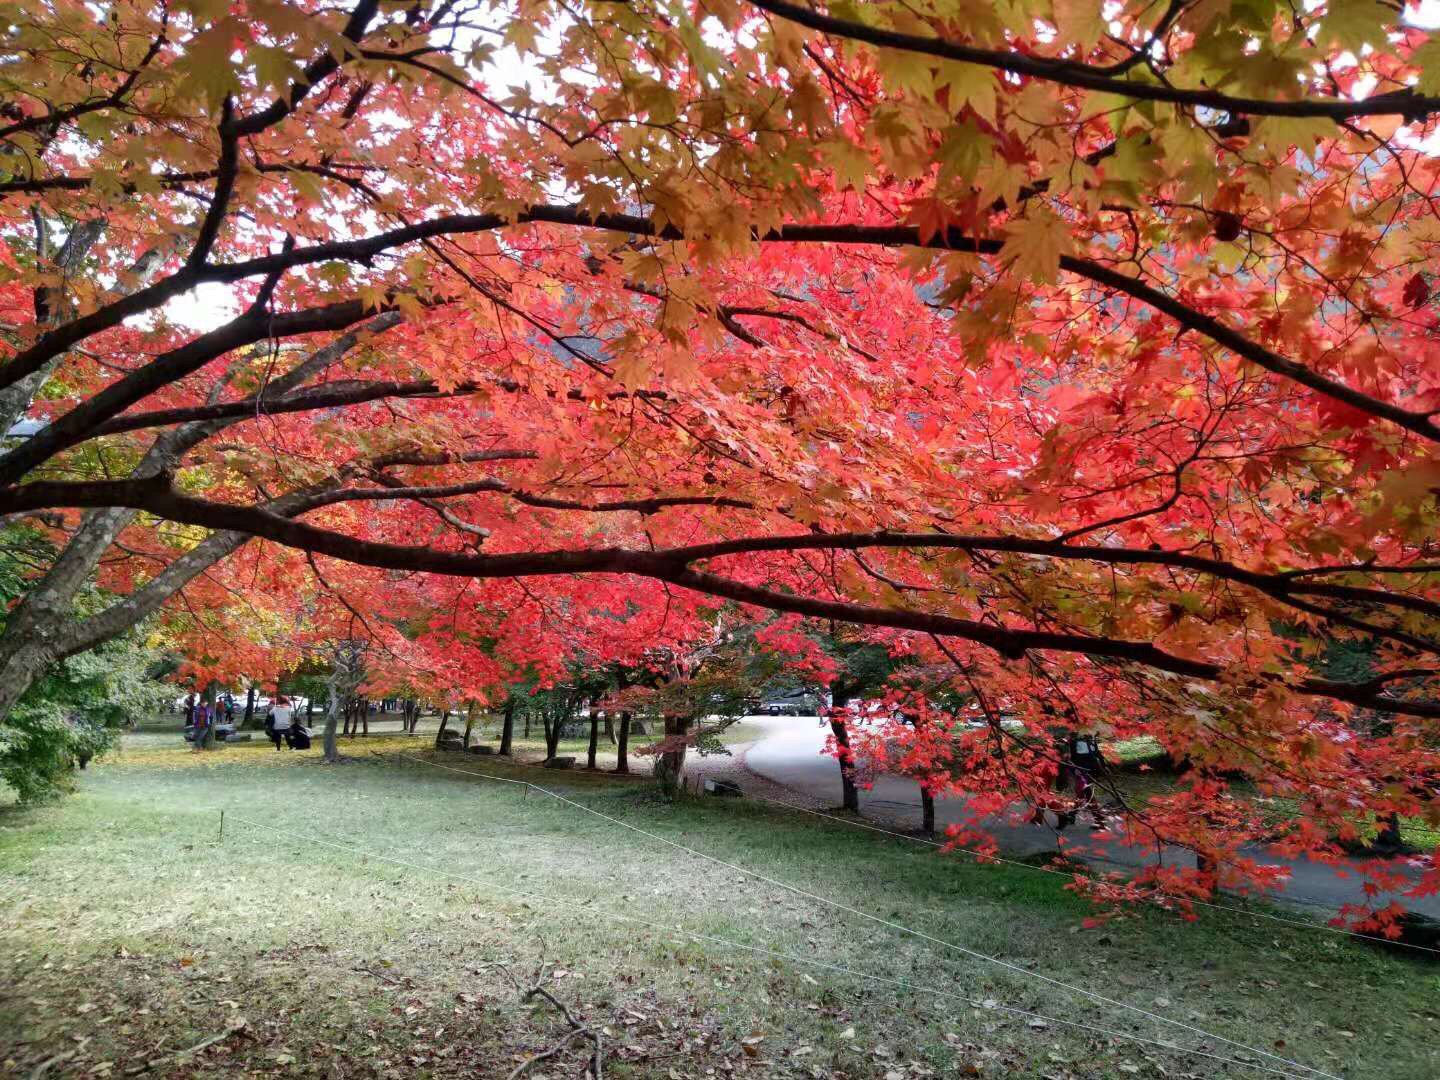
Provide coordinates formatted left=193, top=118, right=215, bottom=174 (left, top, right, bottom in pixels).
left=354, top=965, right=401, bottom=984
left=28, top=1051, right=75, bottom=1080
left=505, top=1029, right=591, bottom=1080
left=173, top=1017, right=247, bottom=1058
left=497, top=962, right=604, bottom=1080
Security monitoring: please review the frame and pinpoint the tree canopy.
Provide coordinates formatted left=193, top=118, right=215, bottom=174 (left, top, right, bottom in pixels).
left=2, top=0, right=1439, bottom=914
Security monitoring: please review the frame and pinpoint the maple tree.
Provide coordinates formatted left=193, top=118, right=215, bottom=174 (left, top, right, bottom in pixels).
left=2, top=0, right=1440, bottom=920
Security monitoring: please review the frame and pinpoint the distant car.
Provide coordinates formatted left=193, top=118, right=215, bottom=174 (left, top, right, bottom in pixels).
left=762, top=701, right=805, bottom=716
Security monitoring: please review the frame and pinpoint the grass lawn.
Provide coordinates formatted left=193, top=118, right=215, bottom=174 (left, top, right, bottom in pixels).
left=2, top=734, right=1437, bottom=1079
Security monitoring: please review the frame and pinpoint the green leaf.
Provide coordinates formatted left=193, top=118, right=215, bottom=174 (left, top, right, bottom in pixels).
left=1318, top=0, right=1391, bottom=52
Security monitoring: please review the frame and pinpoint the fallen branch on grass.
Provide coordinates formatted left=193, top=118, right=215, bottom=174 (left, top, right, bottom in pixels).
left=173, top=1016, right=248, bottom=1058
left=506, top=1027, right=595, bottom=1080
left=354, top=964, right=402, bottom=984
left=495, top=961, right=604, bottom=1080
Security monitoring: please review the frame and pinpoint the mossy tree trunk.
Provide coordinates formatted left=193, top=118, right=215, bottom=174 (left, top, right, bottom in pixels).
left=655, top=715, right=691, bottom=796
left=614, top=712, right=631, bottom=774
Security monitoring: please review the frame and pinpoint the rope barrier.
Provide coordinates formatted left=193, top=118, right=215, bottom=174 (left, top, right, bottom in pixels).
left=397, top=753, right=1341, bottom=1080
left=221, top=812, right=1324, bottom=1080
left=715, top=781, right=1440, bottom=956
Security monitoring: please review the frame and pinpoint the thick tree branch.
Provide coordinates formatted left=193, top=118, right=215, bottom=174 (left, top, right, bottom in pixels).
left=662, top=531, right=1440, bottom=622
left=6, top=205, right=1432, bottom=450
left=91, top=376, right=482, bottom=436
left=231, top=0, right=383, bottom=137
left=0, top=298, right=396, bottom=486
left=209, top=206, right=1440, bottom=442
left=187, top=97, right=239, bottom=268
left=3, top=476, right=1437, bottom=717
left=746, top=0, right=1435, bottom=123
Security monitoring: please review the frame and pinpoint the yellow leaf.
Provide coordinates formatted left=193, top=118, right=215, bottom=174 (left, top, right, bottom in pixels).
left=937, top=62, right=996, bottom=125
left=1409, top=40, right=1440, bottom=95
left=176, top=18, right=244, bottom=106
left=820, top=139, right=871, bottom=192
left=1318, top=0, right=1391, bottom=52
left=999, top=209, right=1073, bottom=284
left=875, top=48, right=934, bottom=99
left=1253, top=115, right=1333, bottom=163
left=1052, top=0, right=1107, bottom=49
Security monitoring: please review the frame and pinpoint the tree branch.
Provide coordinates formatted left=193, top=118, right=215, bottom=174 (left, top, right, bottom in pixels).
left=4, top=476, right=1438, bottom=717
left=0, top=298, right=398, bottom=486
left=745, top=0, right=1435, bottom=123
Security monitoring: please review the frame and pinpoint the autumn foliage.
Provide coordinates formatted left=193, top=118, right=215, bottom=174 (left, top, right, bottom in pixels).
left=2, top=0, right=1439, bottom=924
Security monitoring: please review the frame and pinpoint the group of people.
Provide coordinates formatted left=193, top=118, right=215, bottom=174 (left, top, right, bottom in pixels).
left=186, top=693, right=310, bottom=751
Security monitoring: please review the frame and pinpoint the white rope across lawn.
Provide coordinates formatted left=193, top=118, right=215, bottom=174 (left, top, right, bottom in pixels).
left=222, top=812, right=1325, bottom=1080
left=396, top=753, right=1342, bottom=1080
left=707, top=781, right=1440, bottom=956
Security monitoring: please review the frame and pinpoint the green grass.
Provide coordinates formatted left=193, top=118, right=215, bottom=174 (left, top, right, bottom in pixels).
left=2, top=738, right=1438, bottom=1079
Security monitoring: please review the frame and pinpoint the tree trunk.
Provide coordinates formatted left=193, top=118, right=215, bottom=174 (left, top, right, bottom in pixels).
left=1375, top=812, right=1405, bottom=851
left=239, top=687, right=256, bottom=730
left=586, top=704, right=600, bottom=769
left=604, top=709, right=616, bottom=744
left=323, top=686, right=342, bottom=763
left=434, top=709, right=452, bottom=748
left=614, top=711, right=632, bottom=774
left=463, top=700, right=478, bottom=748
left=1195, top=853, right=1217, bottom=892
left=829, top=685, right=860, bottom=813
left=655, top=715, right=691, bottom=796
left=909, top=711, right=936, bottom=835
left=524, top=706, right=531, bottom=739
left=499, top=699, right=515, bottom=756
left=543, top=711, right=562, bottom=759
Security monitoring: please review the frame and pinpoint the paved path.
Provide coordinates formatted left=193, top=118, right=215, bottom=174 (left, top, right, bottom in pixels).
left=736, top=714, right=1440, bottom=920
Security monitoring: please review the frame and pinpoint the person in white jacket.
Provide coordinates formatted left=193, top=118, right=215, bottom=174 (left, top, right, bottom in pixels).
left=266, top=696, right=294, bottom=751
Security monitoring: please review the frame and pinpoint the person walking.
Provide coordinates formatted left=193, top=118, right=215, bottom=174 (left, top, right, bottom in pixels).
left=267, top=695, right=294, bottom=751
left=191, top=699, right=211, bottom=751
left=1061, top=731, right=1107, bottom=831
